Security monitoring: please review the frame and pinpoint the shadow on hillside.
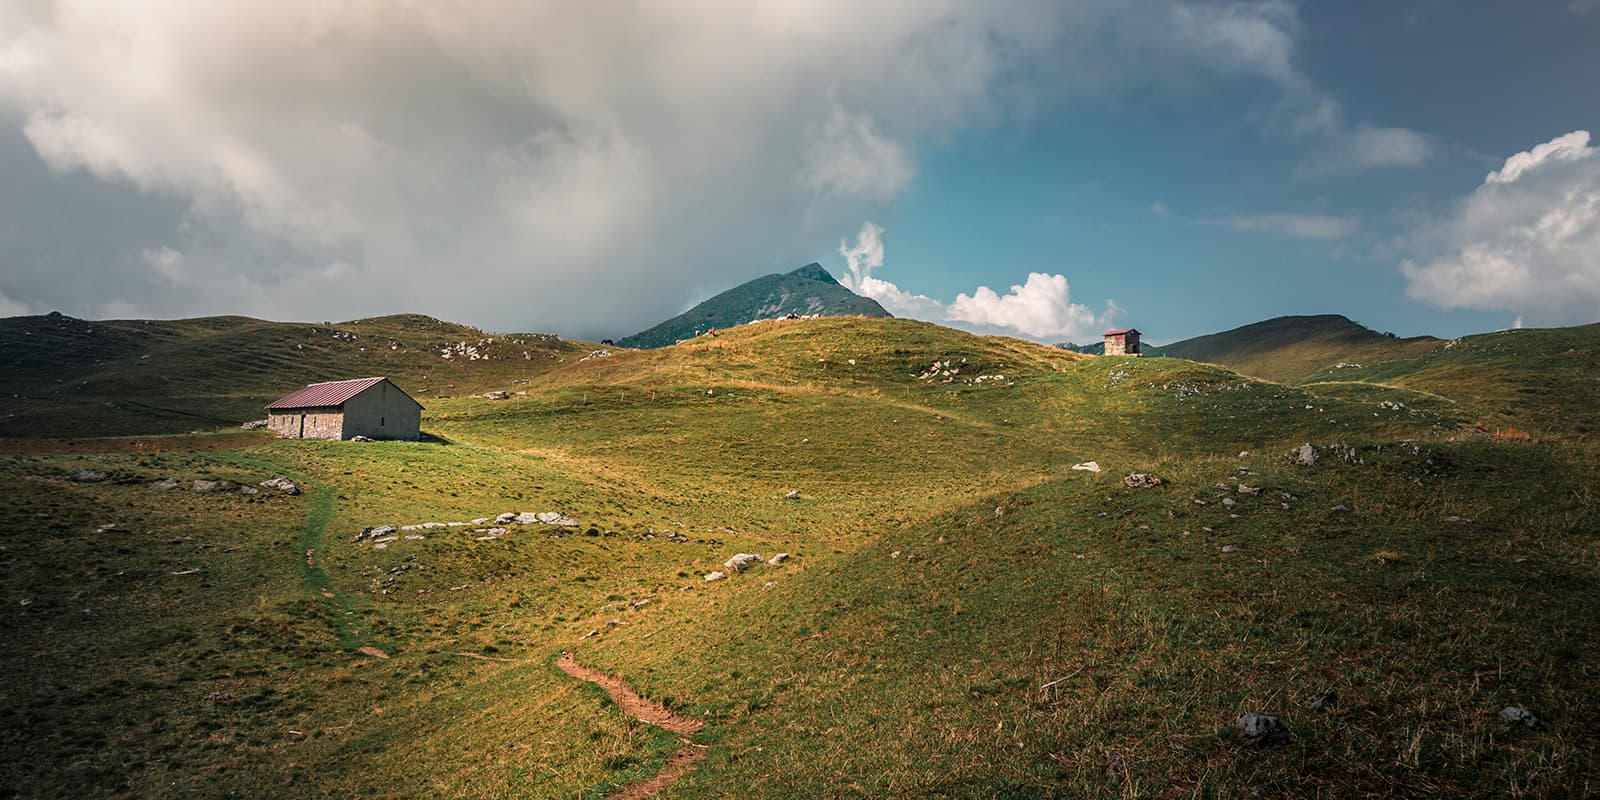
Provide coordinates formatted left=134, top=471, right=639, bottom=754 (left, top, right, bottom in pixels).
left=418, top=431, right=453, bottom=445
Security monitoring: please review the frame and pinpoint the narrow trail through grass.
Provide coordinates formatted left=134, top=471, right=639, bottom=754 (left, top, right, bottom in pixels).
left=556, top=652, right=706, bottom=799
left=216, top=450, right=379, bottom=653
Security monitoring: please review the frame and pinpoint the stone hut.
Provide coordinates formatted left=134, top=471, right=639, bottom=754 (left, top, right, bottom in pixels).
left=1103, top=328, right=1142, bottom=356
left=266, top=377, right=422, bottom=441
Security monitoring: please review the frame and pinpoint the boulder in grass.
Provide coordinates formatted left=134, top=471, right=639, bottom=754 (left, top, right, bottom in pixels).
left=723, top=553, right=763, bottom=572
left=72, top=470, right=108, bottom=483
left=1237, top=712, right=1287, bottom=746
left=703, top=571, right=727, bottom=583
left=260, top=475, right=302, bottom=495
left=1123, top=473, right=1163, bottom=489
left=1499, top=705, right=1540, bottom=729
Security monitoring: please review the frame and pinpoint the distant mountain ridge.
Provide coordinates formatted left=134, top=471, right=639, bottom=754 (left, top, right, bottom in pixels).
left=1148, top=314, right=1438, bottom=383
left=616, top=263, right=890, bottom=349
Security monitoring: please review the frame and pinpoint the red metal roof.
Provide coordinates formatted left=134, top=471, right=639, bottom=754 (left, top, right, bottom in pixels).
left=1104, top=328, right=1140, bottom=336
left=267, top=377, right=388, bottom=410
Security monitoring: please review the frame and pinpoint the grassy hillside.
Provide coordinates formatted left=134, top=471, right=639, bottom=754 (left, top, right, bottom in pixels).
left=1152, top=314, right=1439, bottom=383
left=1303, top=323, right=1600, bottom=441
left=0, top=311, right=593, bottom=437
left=616, top=263, right=889, bottom=349
left=1, top=315, right=1594, bottom=798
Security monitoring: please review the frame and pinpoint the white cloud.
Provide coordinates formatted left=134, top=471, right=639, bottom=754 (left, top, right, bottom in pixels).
left=1296, top=123, right=1431, bottom=176
left=1486, top=130, right=1594, bottom=184
left=1401, top=130, right=1600, bottom=326
left=1150, top=201, right=1171, bottom=219
left=799, top=106, right=915, bottom=201
left=141, top=246, right=184, bottom=282
left=0, top=289, right=30, bottom=317
left=837, top=222, right=1115, bottom=340
left=1216, top=212, right=1359, bottom=240
left=947, top=273, right=1109, bottom=339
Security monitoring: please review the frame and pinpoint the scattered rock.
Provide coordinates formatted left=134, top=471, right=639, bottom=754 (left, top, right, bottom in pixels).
left=1071, top=461, right=1102, bottom=473
left=356, top=646, right=390, bottom=659
left=1221, top=497, right=1237, bottom=508
left=403, top=534, right=425, bottom=541
left=357, top=524, right=398, bottom=542
left=372, top=536, right=399, bottom=545
left=482, top=391, right=510, bottom=400
left=535, top=511, right=579, bottom=526
left=1236, top=484, right=1262, bottom=496
left=1307, top=690, right=1338, bottom=713
left=260, top=475, right=302, bottom=495
left=204, top=692, right=235, bottom=702
left=350, top=435, right=375, bottom=442
left=240, top=419, right=268, bottom=430
left=703, top=571, right=726, bottom=582
left=1444, top=515, right=1473, bottom=524
left=72, top=470, right=108, bottom=483
left=1220, top=544, right=1240, bottom=553
left=768, top=553, right=790, bottom=565
left=1330, top=504, right=1349, bottom=513
left=605, top=618, right=622, bottom=626
left=1123, top=473, right=1163, bottom=489
left=1326, top=442, right=1362, bottom=464
left=784, top=490, right=801, bottom=500
left=514, top=511, right=540, bottom=524
left=1292, top=443, right=1319, bottom=466
left=630, top=599, right=652, bottom=609
left=149, top=478, right=181, bottom=490
left=191, top=480, right=224, bottom=492
left=723, top=553, right=763, bottom=572
left=1104, top=750, right=1126, bottom=783
left=494, top=512, right=517, bottom=524
left=1238, top=451, right=1249, bottom=458
left=96, top=523, right=128, bottom=534
left=1237, top=712, right=1287, bottom=746
left=581, top=629, right=599, bottom=639
left=1499, top=705, right=1540, bottom=728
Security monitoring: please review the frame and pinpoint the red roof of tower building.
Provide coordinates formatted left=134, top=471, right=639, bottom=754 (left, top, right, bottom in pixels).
left=267, top=377, right=388, bottom=410
left=1103, top=328, right=1140, bottom=336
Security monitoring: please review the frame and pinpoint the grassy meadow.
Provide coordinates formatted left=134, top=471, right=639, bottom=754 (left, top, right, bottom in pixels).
left=1, top=316, right=1596, bottom=798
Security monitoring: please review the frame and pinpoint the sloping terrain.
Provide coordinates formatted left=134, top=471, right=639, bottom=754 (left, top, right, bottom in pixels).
left=0, top=312, right=592, bottom=437
left=1302, top=323, right=1600, bottom=441
left=1, top=316, right=1595, bottom=798
left=1152, top=314, right=1439, bottom=383
left=615, top=264, right=889, bottom=349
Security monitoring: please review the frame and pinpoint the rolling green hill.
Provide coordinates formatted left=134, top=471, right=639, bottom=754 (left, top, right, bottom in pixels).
left=1, top=315, right=1596, bottom=798
left=615, top=263, right=889, bottom=349
left=0, top=311, right=593, bottom=437
left=1302, top=322, right=1600, bottom=440
left=1151, top=314, right=1439, bottom=383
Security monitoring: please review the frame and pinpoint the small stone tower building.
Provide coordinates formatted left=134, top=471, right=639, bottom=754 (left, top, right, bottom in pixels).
left=1103, top=328, right=1141, bottom=356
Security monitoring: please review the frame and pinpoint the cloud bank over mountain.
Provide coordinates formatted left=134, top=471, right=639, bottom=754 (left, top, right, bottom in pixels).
left=0, top=2, right=1427, bottom=337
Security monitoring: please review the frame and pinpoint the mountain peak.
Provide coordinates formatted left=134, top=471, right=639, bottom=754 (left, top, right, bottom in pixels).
left=786, top=263, right=838, bottom=285
left=617, top=263, right=889, bottom=348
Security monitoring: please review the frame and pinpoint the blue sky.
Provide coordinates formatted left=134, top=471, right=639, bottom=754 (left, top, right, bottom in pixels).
left=851, top=2, right=1599, bottom=343
left=1, top=2, right=1596, bottom=344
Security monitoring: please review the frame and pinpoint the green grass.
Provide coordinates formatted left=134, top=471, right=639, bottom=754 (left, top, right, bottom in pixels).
left=1, top=315, right=1596, bottom=797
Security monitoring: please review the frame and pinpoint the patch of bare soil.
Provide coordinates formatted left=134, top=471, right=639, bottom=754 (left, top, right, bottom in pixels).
left=557, top=651, right=706, bottom=799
